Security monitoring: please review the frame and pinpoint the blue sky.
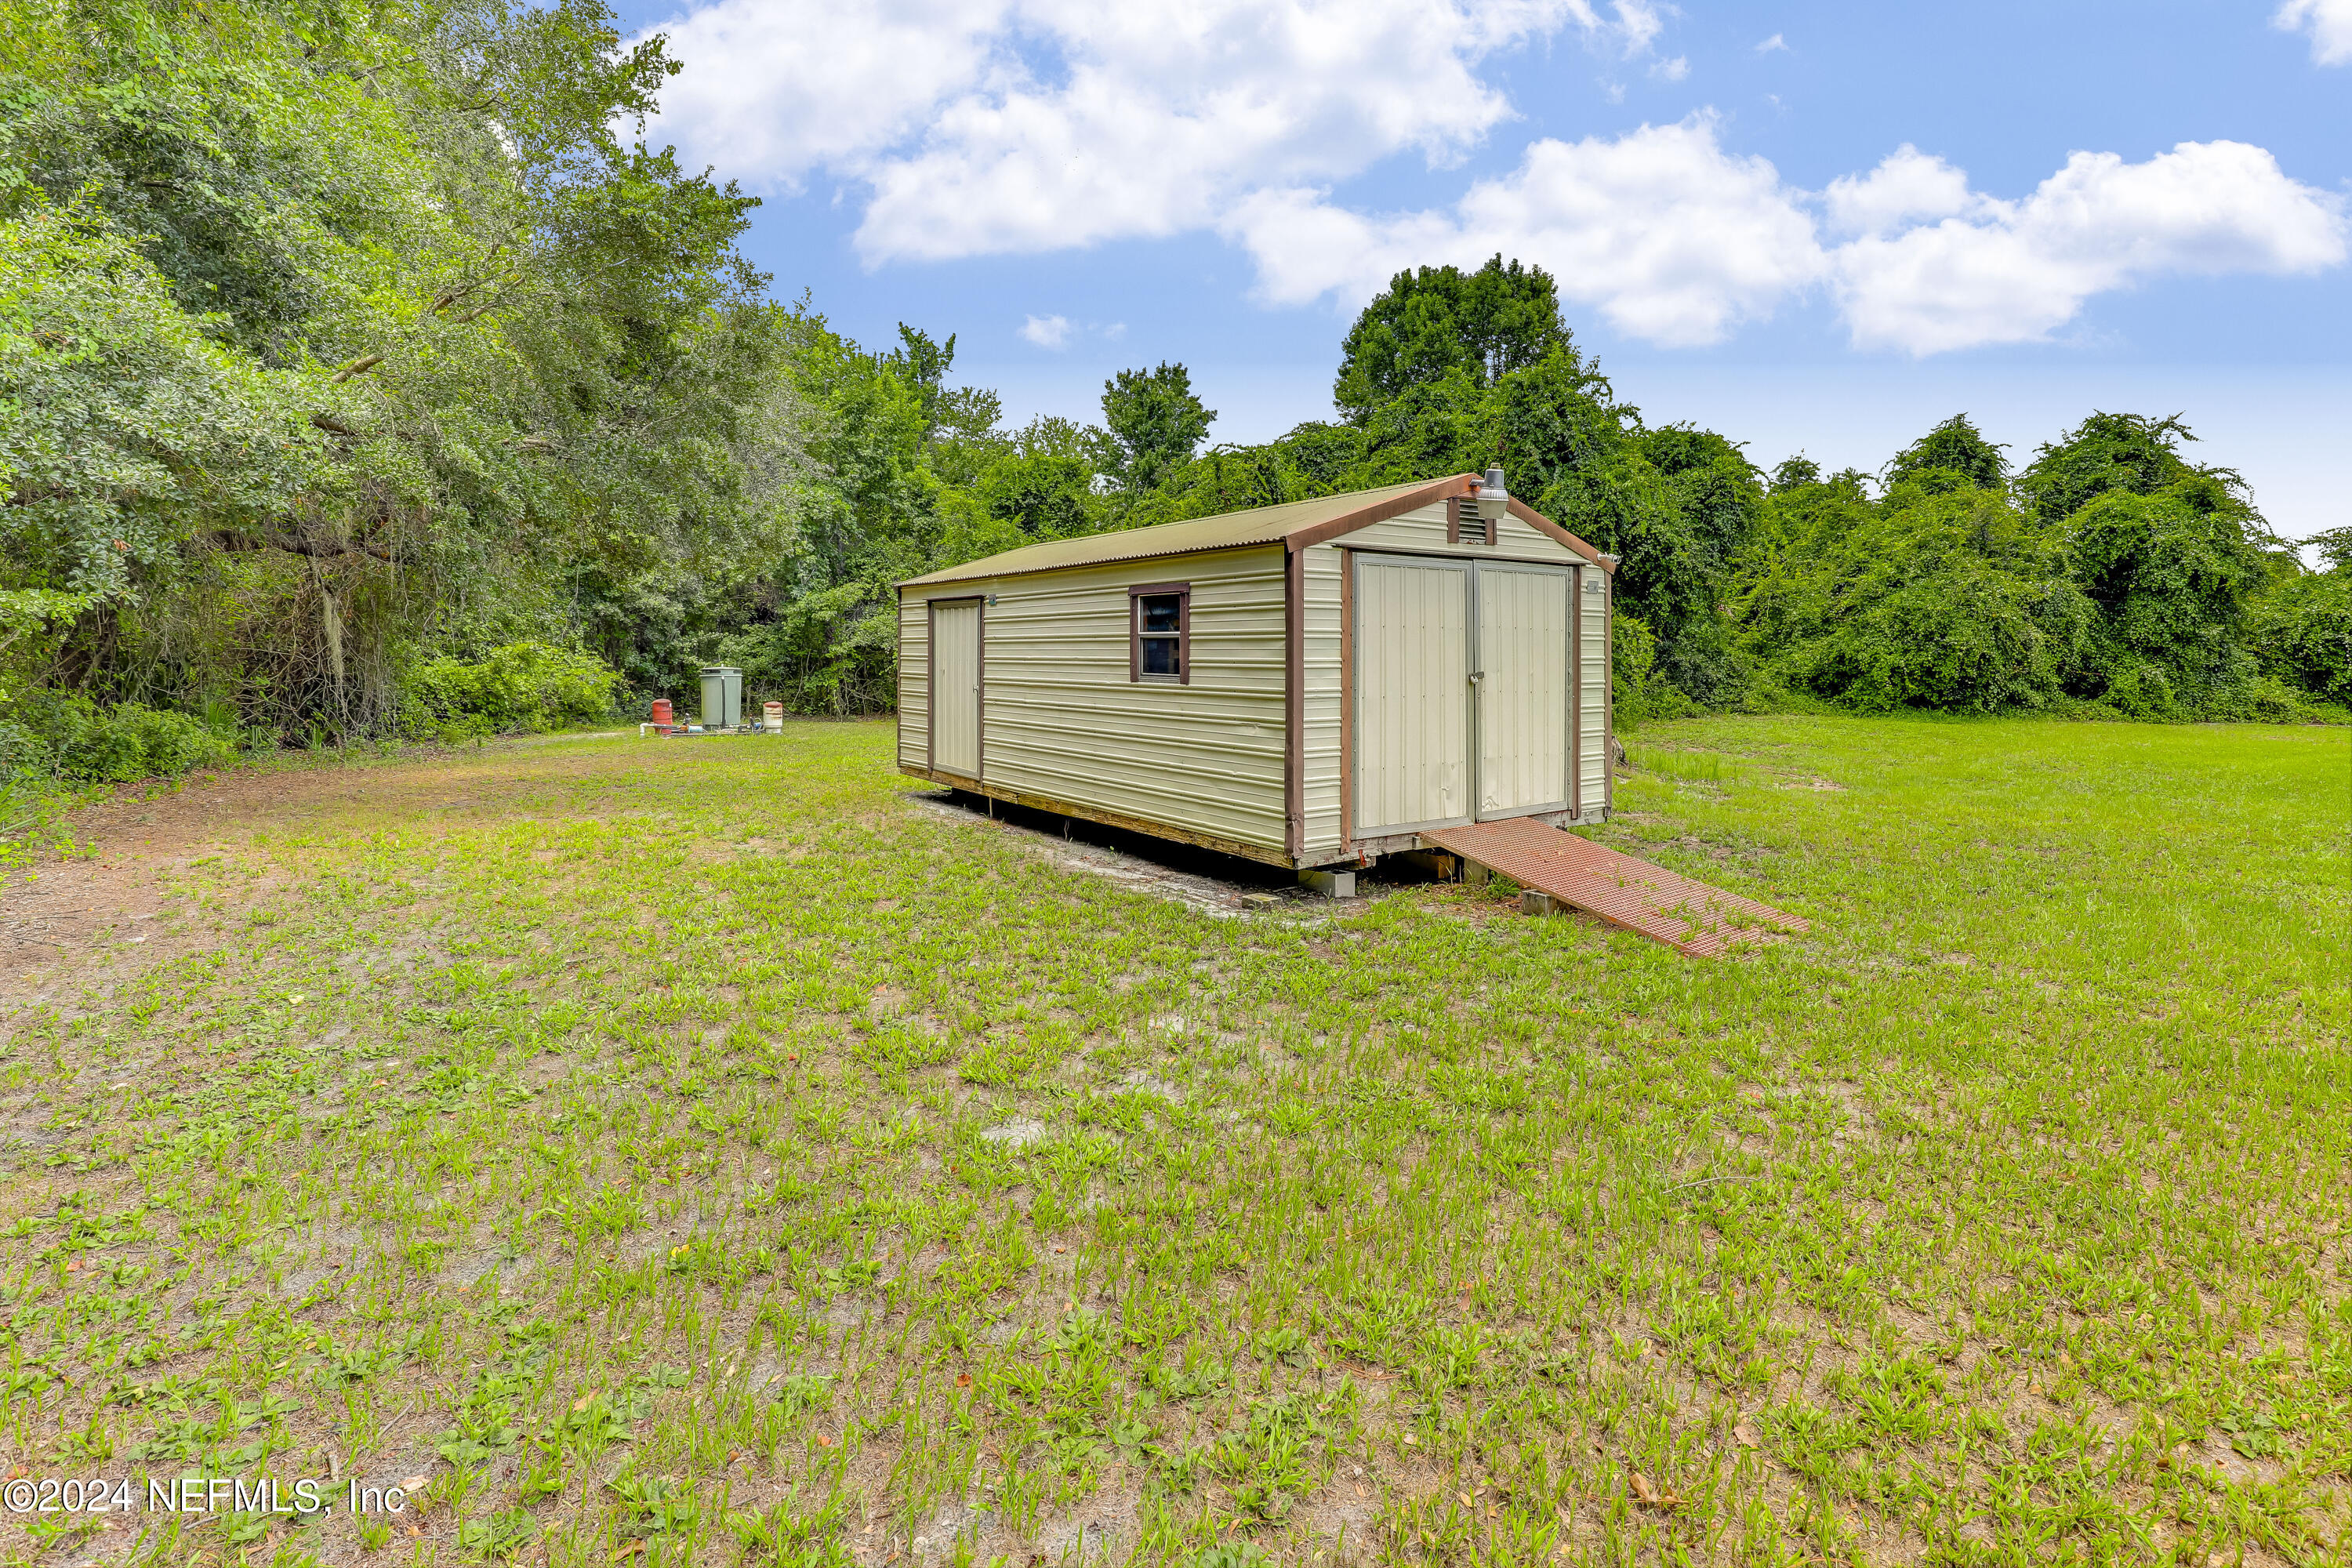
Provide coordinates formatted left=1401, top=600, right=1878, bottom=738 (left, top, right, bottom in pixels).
left=616, top=0, right=2350, bottom=547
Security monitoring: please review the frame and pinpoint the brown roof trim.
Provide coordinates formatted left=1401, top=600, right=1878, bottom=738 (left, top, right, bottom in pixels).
left=899, top=477, right=1447, bottom=588
left=900, top=538, right=1282, bottom=592
left=1504, top=496, right=1613, bottom=573
left=1285, top=473, right=1477, bottom=551
left=1276, top=473, right=1613, bottom=572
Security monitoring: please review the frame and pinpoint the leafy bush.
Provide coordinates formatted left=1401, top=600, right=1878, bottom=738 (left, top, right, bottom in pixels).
left=1786, top=555, right=2092, bottom=714
left=2020, top=412, right=2210, bottom=527
left=1610, top=611, right=1697, bottom=727
left=1547, top=432, right=1762, bottom=707
left=716, top=580, right=900, bottom=716
left=1744, top=488, right=2092, bottom=714
left=397, top=642, right=621, bottom=739
left=2209, top=673, right=2316, bottom=724
left=2245, top=573, right=2352, bottom=706
left=0, top=695, right=238, bottom=785
left=1884, top=413, right=2009, bottom=492
left=2065, top=487, right=2267, bottom=709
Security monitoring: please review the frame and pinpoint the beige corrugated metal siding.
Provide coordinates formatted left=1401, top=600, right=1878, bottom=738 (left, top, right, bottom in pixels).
left=1300, top=546, right=1345, bottom=858
left=930, top=600, right=982, bottom=778
left=1341, top=499, right=1574, bottom=563
left=1353, top=556, right=1471, bottom=836
left=1576, top=570, right=1609, bottom=814
left=1476, top=564, right=1572, bottom=815
left=897, top=594, right=928, bottom=768
left=905, top=546, right=1290, bottom=855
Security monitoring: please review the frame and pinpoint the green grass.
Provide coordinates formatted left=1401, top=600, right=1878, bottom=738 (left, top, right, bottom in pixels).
left=1, top=714, right=2344, bottom=1568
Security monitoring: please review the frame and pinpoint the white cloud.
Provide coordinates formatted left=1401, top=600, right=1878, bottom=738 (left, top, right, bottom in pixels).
left=638, top=0, right=1009, bottom=191
left=1226, top=129, right=2346, bottom=354
left=2274, top=0, right=2352, bottom=64
left=633, top=0, right=2346, bottom=358
left=1649, top=54, right=1688, bottom=81
left=1834, top=141, right=2348, bottom=354
left=852, top=0, right=1628, bottom=260
left=1226, top=118, right=1823, bottom=346
left=1103, top=321, right=1127, bottom=340
left=1018, top=314, right=1073, bottom=349
left=636, top=0, right=1668, bottom=259
left=1824, top=145, right=1984, bottom=236
left=1598, top=0, right=1663, bottom=54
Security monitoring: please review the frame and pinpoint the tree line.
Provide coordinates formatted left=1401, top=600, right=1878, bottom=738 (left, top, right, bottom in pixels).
left=3, top=0, right=2345, bottom=794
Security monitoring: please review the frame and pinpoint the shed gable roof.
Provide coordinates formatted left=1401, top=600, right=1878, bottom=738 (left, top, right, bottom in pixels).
left=898, top=474, right=1610, bottom=588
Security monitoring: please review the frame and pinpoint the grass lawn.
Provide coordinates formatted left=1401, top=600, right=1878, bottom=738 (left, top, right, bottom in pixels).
left=0, top=714, right=2344, bottom=1568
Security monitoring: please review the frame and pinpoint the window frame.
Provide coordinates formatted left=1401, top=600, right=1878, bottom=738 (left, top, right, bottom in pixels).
left=1128, top=582, right=1192, bottom=685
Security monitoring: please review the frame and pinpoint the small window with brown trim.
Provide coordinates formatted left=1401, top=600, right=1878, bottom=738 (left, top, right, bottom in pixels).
left=1129, top=583, right=1190, bottom=684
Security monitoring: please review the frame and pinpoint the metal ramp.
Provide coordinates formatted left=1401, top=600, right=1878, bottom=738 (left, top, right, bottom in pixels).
left=1420, top=818, right=1808, bottom=956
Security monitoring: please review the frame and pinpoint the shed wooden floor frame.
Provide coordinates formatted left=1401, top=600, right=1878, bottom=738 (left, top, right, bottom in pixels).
left=1419, top=817, right=1808, bottom=956
left=902, top=768, right=1294, bottom=869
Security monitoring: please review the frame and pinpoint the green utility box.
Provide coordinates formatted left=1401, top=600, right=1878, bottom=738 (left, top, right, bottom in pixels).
left=699, top=666, right=742, bottom=729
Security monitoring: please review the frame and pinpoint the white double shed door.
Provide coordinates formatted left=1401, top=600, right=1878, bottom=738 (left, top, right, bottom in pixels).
left=1353, top=552, right=1593, bottom=838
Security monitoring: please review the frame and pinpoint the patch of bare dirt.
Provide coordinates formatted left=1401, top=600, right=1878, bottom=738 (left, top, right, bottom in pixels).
left=0, top=739, right=636, bottom=996
left=3, top=771, right=300, bottom=990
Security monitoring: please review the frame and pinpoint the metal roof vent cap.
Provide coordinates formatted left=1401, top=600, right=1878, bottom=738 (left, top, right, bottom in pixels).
left=1479, top=466, right=1508, bottom=506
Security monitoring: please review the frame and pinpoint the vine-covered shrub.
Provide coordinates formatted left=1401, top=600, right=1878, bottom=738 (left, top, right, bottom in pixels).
left=0, top=695, right=238, bottom=785
left=396, top=642, right=622, bottom=740
left=1743, top=488, right=2093, bottom=713
left=1610, top=611, right=1698, bottom=725
left=2064, top=487, right=2267, bottom=710
left=2246, top=573, right=2352, bottom=707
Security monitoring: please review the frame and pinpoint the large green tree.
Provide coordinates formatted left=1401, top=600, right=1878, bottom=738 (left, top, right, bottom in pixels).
left=1098, top=362, right=1215, bottom=498
left=2246, top=572, right=2352, bottom=706
left=1333, top=256, right=1570, bottom=424
left=2, top=0, right=801, bottom=734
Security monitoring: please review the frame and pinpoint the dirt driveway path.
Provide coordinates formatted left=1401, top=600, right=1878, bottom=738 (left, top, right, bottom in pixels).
left=1, top=731, right=1332, bottom=1002
left=0, top=739, right=622, bottom=999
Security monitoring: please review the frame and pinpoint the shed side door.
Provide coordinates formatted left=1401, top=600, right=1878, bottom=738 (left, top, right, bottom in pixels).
left=929, top=598, right=983, bottom=780
left=1474, top=562, right=1571, bottom=819
left=1352, top=555, right=1471, bottom=837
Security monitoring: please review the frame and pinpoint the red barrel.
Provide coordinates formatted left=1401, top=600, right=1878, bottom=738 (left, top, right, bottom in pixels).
left=650, top=698, right=673, bottom=725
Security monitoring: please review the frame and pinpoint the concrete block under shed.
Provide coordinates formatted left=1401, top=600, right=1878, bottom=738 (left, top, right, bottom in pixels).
left=1298, top=868, right=1356, bottom=898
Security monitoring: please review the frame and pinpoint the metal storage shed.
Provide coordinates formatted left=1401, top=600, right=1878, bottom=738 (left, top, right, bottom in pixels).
left=895, top=471, right=1615, bottom=873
